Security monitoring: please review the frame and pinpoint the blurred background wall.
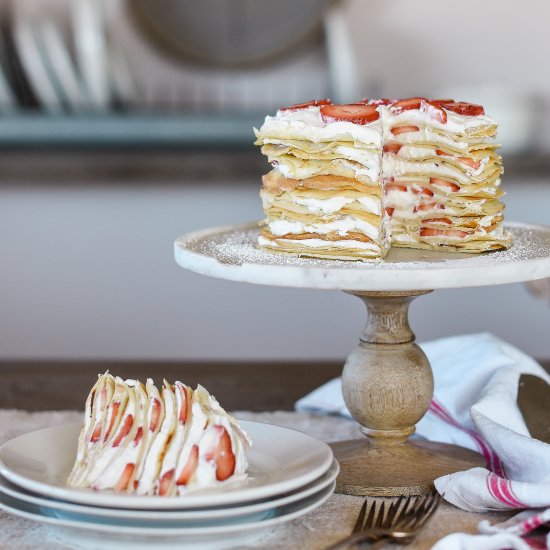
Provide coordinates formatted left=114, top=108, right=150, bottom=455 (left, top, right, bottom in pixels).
left=0, top=0, right=548, bottom=361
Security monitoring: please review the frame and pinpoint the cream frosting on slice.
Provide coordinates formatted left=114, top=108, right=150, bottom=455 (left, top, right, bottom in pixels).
left=154, top=381, right=193, bottom=496
left=69, top=373, right=116, bottom=488
left=136, top=382, right=177, bottom=495
left=66, top=373, right=106, bottom=486
left=67, top=377, right=251, bottom=495
left=174, top=385, right=251, bottom=495
left=91, top=380, right=148, bottom=492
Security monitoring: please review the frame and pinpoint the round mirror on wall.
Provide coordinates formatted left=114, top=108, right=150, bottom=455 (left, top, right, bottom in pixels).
left=129, top=0, right=329, bottom=68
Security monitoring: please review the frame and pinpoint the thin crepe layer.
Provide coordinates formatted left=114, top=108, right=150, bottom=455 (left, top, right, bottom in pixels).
left=258, top=234, right=386, bottom=260
left=391, top=228, right=512, bottom=253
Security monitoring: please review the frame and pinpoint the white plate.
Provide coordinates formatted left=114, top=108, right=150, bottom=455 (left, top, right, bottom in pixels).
left=36, top=19, right=91, bottom=112
left=72, top=0, right=110, bottom=110
left=0, top=420, right=333, bottom=509
left=12, top=15, right=63, bottom=112
left=0, top=481, right=335, bottom=550
left=0, top=459, right=338, bottom=524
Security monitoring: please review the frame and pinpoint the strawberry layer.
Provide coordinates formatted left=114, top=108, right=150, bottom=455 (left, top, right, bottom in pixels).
left=257, top=106, right=382, bottom=146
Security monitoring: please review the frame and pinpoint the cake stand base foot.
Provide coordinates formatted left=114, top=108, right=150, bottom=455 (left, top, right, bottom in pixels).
left=331, top=438, right=484, bottom=497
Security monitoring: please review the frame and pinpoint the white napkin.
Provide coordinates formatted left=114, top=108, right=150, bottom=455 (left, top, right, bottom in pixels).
left=296, top=333, right=550, bottom=546
left=432, top=509, right=550, bottom=549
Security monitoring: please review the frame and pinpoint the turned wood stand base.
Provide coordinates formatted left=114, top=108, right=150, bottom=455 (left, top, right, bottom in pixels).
left=331, top=290, right=484, bottom=497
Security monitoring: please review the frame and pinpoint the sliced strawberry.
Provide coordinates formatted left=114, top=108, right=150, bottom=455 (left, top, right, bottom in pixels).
left=390, top=97, right=424, bottom=113
left=414, top=202, right=445, bottom=212
left=279, top=99, right=331, bottom=112
left=213, top=427, right=236, bottom=481
left=420, top=228, right=469, bottom=239
left=176, top=383, right=188, bottom=424
left=158, top=469, right=175, bottom=496
left=412, top=185, right=434, bottom=197
left=176, top=445, right=199, bottom=486
left=435, top=150, right=481, bottom=170
left=429, top=178, right=460, bottom=193
left=458, top=157, right=481, bottom=170
left=385, top=207, right=394, bottom=217
left=149, top=398, right=162, bottom=432
left=103, top=401, right=120, bottom=442
left=90, top=387, right=107, bottom=443
left=90, top=423, right=102, bottom=443
left=114, top=463, right=135, bottom=492
left=434, top=101, right=484, bottom=116
left=390, top=97, right=447, bottom=123
left=421, top=100, right=447, bottom=123
left=383, top=143, right=402, bottom=154
left=391, top=125, right=419, bottom=135
left=320, top=103, right=379, bottom=124
left=112, top=414, right=134, bottom=447
left=423, top=217, right=452, bottom=225
left=133, top=426, right=143, bottom=447
left=385, top=183, right=408, bottom=193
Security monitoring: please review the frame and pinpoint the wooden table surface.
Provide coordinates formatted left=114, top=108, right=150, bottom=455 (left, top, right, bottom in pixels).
left=1, top=359, right=548, bottom=412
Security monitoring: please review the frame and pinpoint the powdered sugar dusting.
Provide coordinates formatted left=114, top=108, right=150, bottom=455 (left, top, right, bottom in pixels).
left=182, top=222, right=550, bottom=271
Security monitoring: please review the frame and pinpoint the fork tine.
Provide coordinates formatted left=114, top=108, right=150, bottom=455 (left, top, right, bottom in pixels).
left=399, top=493, right=441, bottom=530
left=364, top=499, right=378, bottom=529
left=352, top=500, right=368, bottom=533
left=415, top=493, right=442, bottom=528
left=400, top=495, right=431, bottom=529
left=384, top=495, right=405, bottom=528
left=393, top=495, right=416, bottom=526
left=375, top=502, right=386, bottom=528
left=394, top=495, right=426, bottom=529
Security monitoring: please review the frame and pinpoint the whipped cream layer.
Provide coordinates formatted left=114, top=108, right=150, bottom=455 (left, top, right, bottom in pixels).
left=257, top=106, right=382, bottom=146
left=273, top=153, right=381, bottom=183
left=383, top=155, right=491, bottom=184
left=380, top=105, right=497, bottom=138
left=263, top=193, right=381, bottom=216
left=268, top=216, right=381, bottom=241
left=67, top=373, right=252, bottom=496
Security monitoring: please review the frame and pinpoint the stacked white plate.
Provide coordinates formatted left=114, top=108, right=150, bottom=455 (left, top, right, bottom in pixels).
left=0, top=421, right=337, bottom=549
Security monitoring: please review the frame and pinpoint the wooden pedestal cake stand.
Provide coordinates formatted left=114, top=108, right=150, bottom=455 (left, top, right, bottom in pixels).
left=174, top=221, right=550, bottom=497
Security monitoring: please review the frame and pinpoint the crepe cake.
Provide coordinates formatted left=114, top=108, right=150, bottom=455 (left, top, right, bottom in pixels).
left=254, top=99, right=389, bottom=260
left=371, top=97, right=512, bottom=252
left=67, top=373, right=251, bottom=496
left=255, top=98, right=511, bottom=259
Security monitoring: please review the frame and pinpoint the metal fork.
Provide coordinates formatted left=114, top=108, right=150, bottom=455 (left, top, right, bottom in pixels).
left=326, top=492, right=442, bottom=550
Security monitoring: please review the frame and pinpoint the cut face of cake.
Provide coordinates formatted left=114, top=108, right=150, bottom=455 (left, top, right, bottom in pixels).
left=376, top=97, right=512, bottom=252
left=67, top=373, right=251, bottom=496
left=255, top=98, right=511, bottom=259
left=255, top=100, right=389, bottom=260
